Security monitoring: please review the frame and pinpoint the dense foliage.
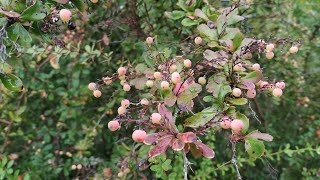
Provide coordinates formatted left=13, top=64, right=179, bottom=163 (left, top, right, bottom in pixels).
left=0, top=0, right=319, bottom=179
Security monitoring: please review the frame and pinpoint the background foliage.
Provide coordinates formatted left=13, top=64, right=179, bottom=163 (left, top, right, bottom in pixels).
left=0, top=0, right=319, bottom=179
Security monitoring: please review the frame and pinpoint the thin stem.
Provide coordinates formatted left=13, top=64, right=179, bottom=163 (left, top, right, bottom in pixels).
left=231, top=141, right=242, bottom=180
left=182, top=149, right=188, bottom=180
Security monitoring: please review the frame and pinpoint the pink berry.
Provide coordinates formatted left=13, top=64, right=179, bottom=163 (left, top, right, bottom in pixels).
left=266, top=51, right=274, bottom=59
left=276, top=82, right=285, bottom=89
left=266, top=43, right=275, bottom=52
left=59, top=9, right=72, bottom=22
left=194, top=37, right=202, bottom=44
left=161, top=81, right=170, bottom=89
left=220, top=116, right=231, bottom=129
left=272, top=88, right=283, bottom=97
left=232, top=88, right=242, bottom=97
left=246, top=89, right=256, bottom=98
left=123, top=84, right=131, bottom=91
left=91, top=0, right=98, bottom=3
left=184, top=59, right=192, bottom=68
left=198, top=77, right=206, bottom=85
left=146, top=80, right=154, bottom=87
left=252, top=63, right=260, bottom=71
left=289, top=46, right=299, bottom=54
left=88, top=82, right=96, bottom=91
left=171, top=72, right=181, bottom=84
left=260, top=81, right=269, bottom=88
left=231, top=119, right=244, bottom=132
left=154, top=72, right=162, bottom=79
left=132, top=130, right=147, bottom=142
left=108, top=121, right=120, bottom=131
left=117, top=106, right=126, bottom=115
left=93, top=90, right=102, bottom=98
left=140, top=98, right=149, bottom=106
left=151, top=113, right=162, bottom=124
left=117, top=67, right=126, bottom=76
left=118, top=172, right=124, bottom=178
left=121, top=99, right=130, bottom=107
left=146, top=37, right=154, bottom=44
left=124, top=168, right=130, bottom=174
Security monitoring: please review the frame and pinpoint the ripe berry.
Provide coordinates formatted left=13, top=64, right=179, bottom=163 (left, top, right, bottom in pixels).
left=246, top=89, right=256, bottom=98
left=91, top=0, right=98, bottom=3
left=59, top=9, right=72, bottom=22
left=154, top=72, right=162, bottom=79
left=121, top=99, right=130, bottom=107
left=169, top=64, right=177, bottom=73
left=220, top=116, right=231, bottom=129
left=117, top=106, right=126, bottom=115
left=93, top=90, right=102, bottom=98
left=194, top=37, right=202, bottom=44
left=231, top=119, right=244, bottom=132
left=140, top=98, right=149, bottom=106
left=260, top=81, right=269, bottom=88
left=118, top=172, right=124, bottom=178
left=289, top=46, right=299, bottom=54
left=146, top=80, right=154, bottom=87
left=123, top=84, right=131, bottom=91
left=71, top=165, right=76, bottom=170
left=77, top=164, right=82, bottom=170
left=276, top=82, right=285, bottom=89
left=88, top=82, right=96, bottom=90
left=108, top=121, right=120, bottom=131
left=198, top=77, right=206, bottom=85
left=266, top=51, right=274, bottom=59
left=151, top=113, right=162, bottom=124
left=184, top=59, right=192, bottom=68
left=146, top=37, right=154, bottom=44
left=272, top=88, right=283, bottom=97
left=171, top=72, right=181, bottom=84
left=161, top=81, right=170, bottom=89
left=266, top=43, right=275, bottom=52
left=132, top=130, right=147, bottom=142
left=117, top=67, right=126, bottom=76
left=232, top=88, right=242, bottom=97
left=252, top=63, right=260, bottom=71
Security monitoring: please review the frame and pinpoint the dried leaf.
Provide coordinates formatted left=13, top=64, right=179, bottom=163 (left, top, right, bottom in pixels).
left=193, top=142, right=215, bottom=159
left=245, top=130, right=273, bottom=142
left=148, top=135, right=173, bottom=158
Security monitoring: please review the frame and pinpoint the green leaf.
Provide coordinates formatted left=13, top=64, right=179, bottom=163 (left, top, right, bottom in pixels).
left=185, top=112, right=216, bottom=128
left=241, top=71, right=262, bottom=83
left=178, top=0, right=188, bottom=11
left=197, top=24, right=218, bottom=40
left=6, top=160, right=14, bottom=168
left=245, top=137, right=265, bottom=160
left=181, top=18, right=199, bottom=26
left=70, top=0, right=86, bottom=12
left=222, top=28, right=241, bottom=40
left=226, top=8, right=244, bottom=25
left=7, top=23, right=32, bottom=43
left=164, top=91, right=177, bottom=107
left=203, top=95, right=214, bottom=102
left=20, top=1, right=46, bottom=21
left=167, top=10, right=185, bottom=20
left=217, top=15, right=227, bottom=35
left=194, top=9, right=208, bottom=21
left=217, top=84, right=232, bottom=105
left=227, top=98, right=247, bottom=105
left=232, top=32, right=244, bottom=51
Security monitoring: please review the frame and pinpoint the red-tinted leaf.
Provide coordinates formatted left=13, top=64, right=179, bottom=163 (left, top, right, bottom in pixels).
left=158, top=103, right=173, bottom=122
left=190, top=143, right=202, bottom=158
left=164, top=91, right=177, bottom=107
left=245, top=130, right=273, bottom=142
left=193, top=142, right=215, bottom=159
left=171, top=139, right=185, bottom=151
left=148, top=135, right=173, bottom=158
left=239, top=81, right=255, bottom=90
left=173, top=78, right=194, bottom=95
left=184, top=143, right=190, bottom=154
left=144, top=133, right=162, bottom=145
left=177, top=132, right=197, bottom=143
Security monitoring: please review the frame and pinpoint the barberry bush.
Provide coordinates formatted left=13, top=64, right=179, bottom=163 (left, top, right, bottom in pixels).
left=0, top=0, right=319, bottom=179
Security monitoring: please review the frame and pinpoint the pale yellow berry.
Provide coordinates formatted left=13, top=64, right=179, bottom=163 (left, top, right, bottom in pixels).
left=91, top=0, right=98, bottom=3
left=289, top=46, right=299, bottom=54
left=232, top=88, right=242, bottom=97
left=266, top=43, right=275, bottom=52
left=119, top=75, right=126, bottom=80
left=103, top=77, right=112, bottom=85
left=169, top=64, right=177, bottom=73
left=184, top=59, right=192, bottom=68
left=117, top=106, right=126, bottom=115
left=233, top=63, right=243, bottom=72
left=161, top=81, right=170, bottom=89
left=198, top=77, right=206, bottom=85
left=171, top=72, right=181, bottom=84
left=146, top=80, right=154, bottom=87
left=71, top=165, right=77, bottom=170
left=154, top=72, right=162, bottom=79
left=272, top=88, right=283, bottom=97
